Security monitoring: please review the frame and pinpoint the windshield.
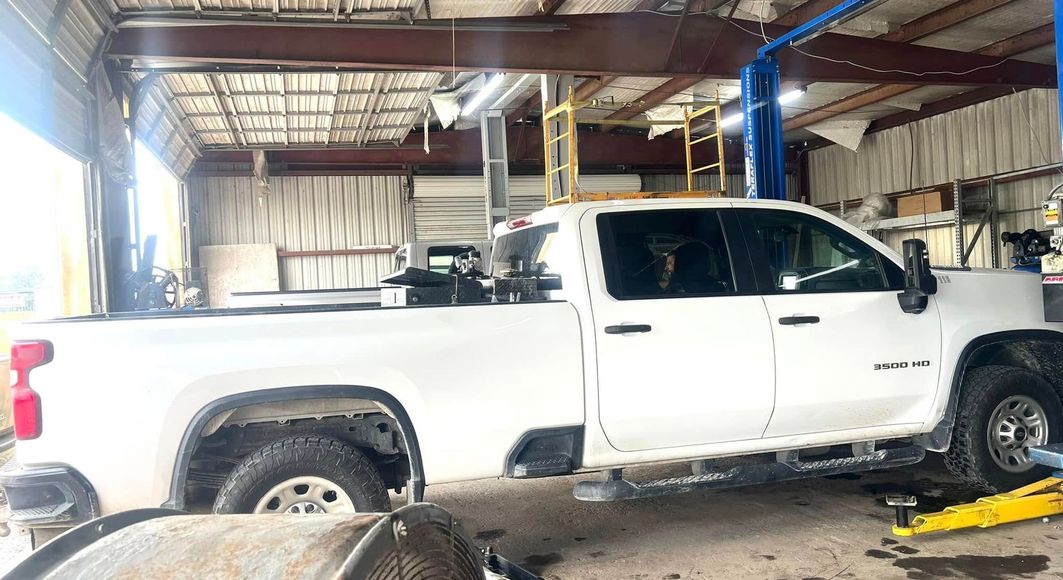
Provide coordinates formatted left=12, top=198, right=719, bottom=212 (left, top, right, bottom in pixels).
left=426, top=245, right=477, bottom=274
left=491, top=224, right=561, bottom=281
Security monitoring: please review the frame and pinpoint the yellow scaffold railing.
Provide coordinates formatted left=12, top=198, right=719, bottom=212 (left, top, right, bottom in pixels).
left=684, top=100, right=727, bottom=193
left=541, top=87, right=727, bottom=206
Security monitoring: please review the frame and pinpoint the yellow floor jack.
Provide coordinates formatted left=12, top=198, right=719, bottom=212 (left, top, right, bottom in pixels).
left=888, top=444, right=1063, bottom=537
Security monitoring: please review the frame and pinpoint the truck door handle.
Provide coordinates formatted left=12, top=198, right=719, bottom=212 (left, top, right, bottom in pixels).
left=778, top=316, right=820, bottom=326
left=604, top=324, right=652, bottom=334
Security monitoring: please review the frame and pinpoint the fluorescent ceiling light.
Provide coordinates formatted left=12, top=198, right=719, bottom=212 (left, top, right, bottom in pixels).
left=461, top=74, right=507, bottom=117
left=717, top=87, right=806, bottom=128
left=489, top=73, right=532, bottom=111
left=720, top=113, right=744, bottom=128
left=778, top=87, right=807, bottom=105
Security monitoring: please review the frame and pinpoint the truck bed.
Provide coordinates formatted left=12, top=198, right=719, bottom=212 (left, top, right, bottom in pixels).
left=25, top=297, right=553, bottom=324
left=13, top=298, right=585, bottom=514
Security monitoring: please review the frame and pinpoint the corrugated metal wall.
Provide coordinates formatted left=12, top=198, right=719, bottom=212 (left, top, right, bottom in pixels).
left=411, top=174, right=641, bottom=240
left=808, top=90, right=1061, bottom=205
left=809, top=89, right=1062, bottom=267
left=188, top=175, right=407, bottom=290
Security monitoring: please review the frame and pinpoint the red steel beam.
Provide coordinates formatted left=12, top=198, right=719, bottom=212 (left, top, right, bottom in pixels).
left=633, top=0, right=1012, bottom=133
left=863, top=86, right=1015, bottom=135
left=575, top=75, right=619, bottom=100
left=568, top=74, right=619, bottom=104
left=621, top=0, right=833, bottom=132
left=194, top=126, right=759, bottom=170
left=537, top=0, right=568, bottom=15
left=779, top=0, right=1018, bottom=131
left=507, top=92, right=542, bottom=125
left=700, top=0, right=1004, bottom=124
left=802, top=23, right=1052, bottom=149
left=799, top=86, right=1020, bottom=151
left=976, top=22, right=1055, bottom=58
left=772, top=0, right=844, bottom=27
left=599, top=77, right=701, bottom=132
left=507, top=74, right=616, bottom=126
left=107, top=13, right=1055, bottom=86
left=879, top=0, right=1014, bottom=43
left=783, top=21, right=1049, bottom=132
left=769, top=0, right=841, bottom=26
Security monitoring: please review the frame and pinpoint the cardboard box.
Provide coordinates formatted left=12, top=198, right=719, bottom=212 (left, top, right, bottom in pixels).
left=896, top=191, right=954, bottom=217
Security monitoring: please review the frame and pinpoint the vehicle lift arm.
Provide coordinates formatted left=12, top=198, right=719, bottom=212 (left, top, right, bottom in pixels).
left=741, top=0, right=886, bottom=200
left=889, top=445, right=1063, bottom=537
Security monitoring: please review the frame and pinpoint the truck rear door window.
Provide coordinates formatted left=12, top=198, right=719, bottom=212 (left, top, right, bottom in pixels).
left=597, top=209, right=736, bottom=299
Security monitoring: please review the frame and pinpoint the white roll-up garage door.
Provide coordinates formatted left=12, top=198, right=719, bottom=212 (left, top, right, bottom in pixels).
left=1, top=2, right=102, bottom=161
left=411, top=177, right=488, bottom=241
left=412, top=174, right=641, bottom=241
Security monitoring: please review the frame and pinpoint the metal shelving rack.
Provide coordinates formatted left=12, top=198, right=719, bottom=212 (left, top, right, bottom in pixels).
left=858, top=178, right=1000, bottom=268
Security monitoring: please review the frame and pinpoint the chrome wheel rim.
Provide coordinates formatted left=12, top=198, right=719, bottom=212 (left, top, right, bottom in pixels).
left=986, top=395, right=1049, bottom=473
left=253, top=476, right=356, bottom=514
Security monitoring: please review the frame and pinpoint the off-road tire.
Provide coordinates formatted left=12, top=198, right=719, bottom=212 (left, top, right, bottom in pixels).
left=213, top=435, right=392, bottom=514
left=944, top=365, right=1063, bottom=493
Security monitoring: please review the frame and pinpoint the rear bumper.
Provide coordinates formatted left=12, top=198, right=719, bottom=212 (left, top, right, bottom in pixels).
left=0, top=462, right=99, bottom=529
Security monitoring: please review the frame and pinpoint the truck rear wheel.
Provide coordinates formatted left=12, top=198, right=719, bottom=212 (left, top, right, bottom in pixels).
left=213, top=436, right=392, bottom=514
left=944, top=365, right=1062, bottom=493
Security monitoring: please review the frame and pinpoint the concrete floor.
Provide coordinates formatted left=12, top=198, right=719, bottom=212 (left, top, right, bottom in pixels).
left=426, top=455, right=1061, bottom=580
left=0, top=455, right=1059, bottom=578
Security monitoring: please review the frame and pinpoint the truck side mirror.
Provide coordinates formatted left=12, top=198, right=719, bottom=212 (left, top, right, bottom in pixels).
left=897, top=239, right=937, bottom=314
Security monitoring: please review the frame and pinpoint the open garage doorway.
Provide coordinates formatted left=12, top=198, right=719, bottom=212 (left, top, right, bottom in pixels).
left=0, top=112, right=92, bottom=438
left=0, top=113, right=92, bottom=353
left=134, top=141, right=185, bottom=282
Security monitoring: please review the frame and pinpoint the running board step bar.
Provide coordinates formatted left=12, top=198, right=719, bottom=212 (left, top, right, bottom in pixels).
left=573, top=445, right=926, bottom=502
left=512, top=454, right=572, bottom=478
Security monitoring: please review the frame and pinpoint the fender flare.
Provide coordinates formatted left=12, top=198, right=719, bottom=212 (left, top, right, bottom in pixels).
left=163, top=385, right=425, bottom=510
left=916, top=329, right=1063, bottom=451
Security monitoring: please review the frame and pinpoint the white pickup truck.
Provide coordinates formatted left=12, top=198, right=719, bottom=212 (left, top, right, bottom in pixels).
left=4, top=198, right=1063, bottom=545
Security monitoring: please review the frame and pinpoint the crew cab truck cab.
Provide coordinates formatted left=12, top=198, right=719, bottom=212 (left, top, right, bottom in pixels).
left=4, top=198, right=1063, bottom=544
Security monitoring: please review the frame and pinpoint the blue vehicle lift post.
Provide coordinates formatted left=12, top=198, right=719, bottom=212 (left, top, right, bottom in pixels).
left=1057, top=0, right=1063, bottom=156
left=741, top=0, right=886, bottom=199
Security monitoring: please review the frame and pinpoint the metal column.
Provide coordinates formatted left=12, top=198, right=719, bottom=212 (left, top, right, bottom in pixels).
left=952, top=179, right=965, bottom=266
left=480, top=109, right=510, bottom=236
left=98, top=66, right=136, bottom=312
left=988, top=178, right=1000, bottom=269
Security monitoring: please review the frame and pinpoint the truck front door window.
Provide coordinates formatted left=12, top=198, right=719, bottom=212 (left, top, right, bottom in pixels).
left=747, top=210, right=891, bottom=293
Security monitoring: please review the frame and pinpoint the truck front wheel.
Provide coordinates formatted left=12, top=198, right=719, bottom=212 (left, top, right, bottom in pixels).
left=944, top=365, right=1063, bottom=493
left=213, top=435, right=392, bottom=514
